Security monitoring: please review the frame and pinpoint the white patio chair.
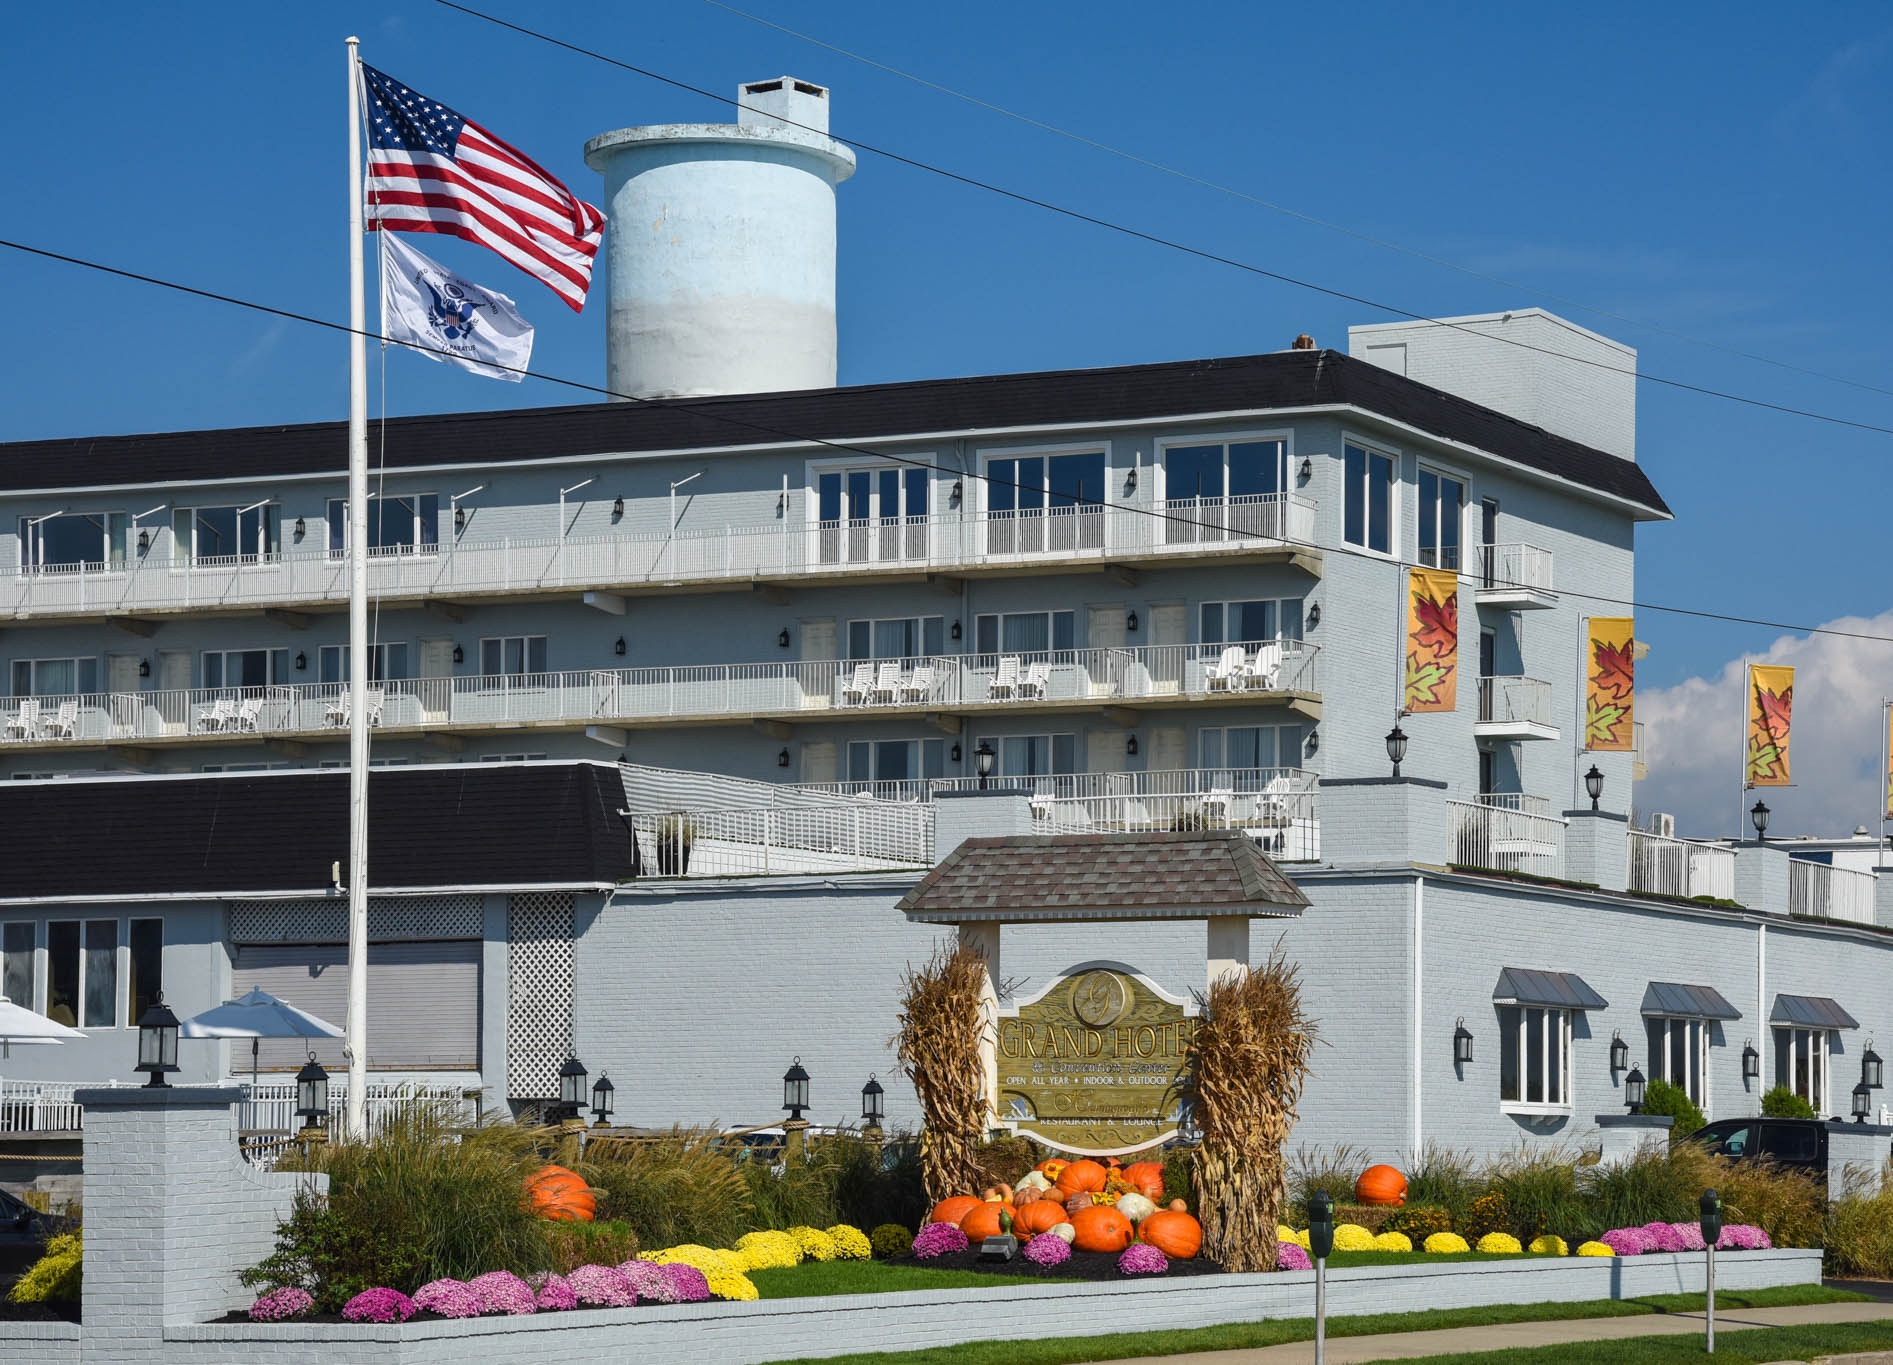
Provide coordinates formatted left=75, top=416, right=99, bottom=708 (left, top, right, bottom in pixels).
left=898, top=664, right=934, bottom=705
left=229, top=696, right=264, bottom=732
left=197, top=698, right=234, bottom=733
left=1205, top=645, right=1247, bottom=691
left=5, top=699, right=40, bottom=741
left=1019, top=661, right=1052, bottom=701
left=840, top=663, right=874, bottom=707
left=1201, top=787, right=1235, bottom=824
left=323, top=693, right=349, bottom=728
left=870, top=662, right=901, bottom=706
left=988, top=656, right=1021, bottom=700
left=364, top=688, right=386, bottom=726
left=1242, top=641, right=1283, bottom=691
left=41, top=701, right=78, bottom=740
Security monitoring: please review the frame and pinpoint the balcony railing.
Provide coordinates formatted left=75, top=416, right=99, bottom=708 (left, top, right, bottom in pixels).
left=1475, top=542, right=1555, bottom=594
left=0, top=495, right=1319, bottom=621
left=1447, top=798, right=1567, bottom=879
left=1628, top=829, right=1736, bottom=901
left=0, top=640, right=1320, bottom=749
left=1476, top=675, right=1556, bottom=730
left=1789, top=859, right=1877, bottom=924
left=626, top=803, right=936, bottom=878
left=1480, top=792, right=1552, bottom=816
left=1, top=1077, right=476, bottom=1138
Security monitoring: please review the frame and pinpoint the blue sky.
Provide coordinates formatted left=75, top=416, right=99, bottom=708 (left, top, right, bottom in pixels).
left=4, top=3, right=1891, bottom=831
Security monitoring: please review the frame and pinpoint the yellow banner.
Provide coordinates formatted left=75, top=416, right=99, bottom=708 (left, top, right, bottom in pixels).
left=1585, top=617, right=1635, bottom=751
left=1404, top=567, right=1459, bottom=713
left=1747, top=664, right=1794, bottom=788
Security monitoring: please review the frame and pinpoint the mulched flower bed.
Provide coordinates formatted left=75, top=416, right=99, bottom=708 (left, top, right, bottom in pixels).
left=894, top=1249, right=1230, bottom=1280
left=0, top=1301, right=79, bottom=1322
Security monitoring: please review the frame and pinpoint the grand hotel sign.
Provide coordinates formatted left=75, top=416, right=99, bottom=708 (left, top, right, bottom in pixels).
left=996, top=961, right=1196, bottom=1156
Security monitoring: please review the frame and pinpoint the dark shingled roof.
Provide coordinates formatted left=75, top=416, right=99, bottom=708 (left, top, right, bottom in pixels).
left=896, top=830, right=1309, bottom=921
left=0, top=762, right=636, bottom=898
left=0, top=350, right=1669, bottom=515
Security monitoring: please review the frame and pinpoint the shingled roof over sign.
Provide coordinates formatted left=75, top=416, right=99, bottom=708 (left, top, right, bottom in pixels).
left=896, top=830, right=1309, bottom=922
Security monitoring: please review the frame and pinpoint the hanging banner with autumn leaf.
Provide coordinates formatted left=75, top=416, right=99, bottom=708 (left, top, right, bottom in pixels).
left=1404, top=567, right=1459, bottom=712
left=1882, top=702, right=1892, bottom=821
left=1585, top=617, right=1635, bottom=750
left=1746, top=664, right=1794, bottom=788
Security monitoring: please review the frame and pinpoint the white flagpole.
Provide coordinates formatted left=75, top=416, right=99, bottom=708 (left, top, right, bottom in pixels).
left=344, top=35, right=371, bottom=1137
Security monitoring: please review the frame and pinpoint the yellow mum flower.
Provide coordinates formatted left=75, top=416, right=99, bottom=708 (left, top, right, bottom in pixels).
left=826, top=1225, right=872, bottom=1261
left=704, top=1269, right=760, bottom=1301
left=1373, top=1231, right=1412, bottom=1252
left=1423, top=1232, right=1471, bottom=1254
left=1295, top=1229, right=1312, bottom=1250
left=1529, top=1235, right=1569, bottom=1256
left=650, top=1244, right=744, bottom=1274
left=1476, top=1233, right=1522, bottom=1254
left=1576, top=1240, right=1615, bottom=1257
left=1332, top=1224, right=1377, bottom=1252
left=787, top=1226, right=840, bottom=1262
left=1276, top=1223, right=1298, bottom=1242
left=734, top=1230, right=802, bottom=1271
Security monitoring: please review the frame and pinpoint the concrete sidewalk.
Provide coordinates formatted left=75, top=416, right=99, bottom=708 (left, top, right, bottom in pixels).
left=1084, top=1300, right=1893, bottom=1365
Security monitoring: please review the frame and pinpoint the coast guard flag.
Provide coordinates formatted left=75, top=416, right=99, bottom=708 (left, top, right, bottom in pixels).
left=380, top=232, right=533, bottom=382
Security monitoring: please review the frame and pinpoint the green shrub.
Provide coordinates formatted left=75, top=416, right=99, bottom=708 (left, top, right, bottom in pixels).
left=1287, top=1143, right=1368, bottom=1222
left=1575, top=1139, right=1697, bottom=1234
left=1404, top=1143, right=1485, bottom=1225
left=870, top=1223, right=914, bottom=1259
left=1763, top=1086, right=1818, bottom=1119
left=579, top=1127, right=754, bottom=1250
left=1461, top=1190, right=1516, bottom=1243
left=1488, top=1146, right=1585, bottom=1243
left=1641, top=1078, right=1707, bottom=1140
left=7, top=1232, right=81, bottom=1304
left=822, top=1136, right=928, bottom=1233
left=1161, top=1145, right=1196, bottom=1208
left=1825, top=1167, right=1893, bottom=1277
left=242, top=1194, right=426, bottom=1312
left=1383, top=1205, right=1453, bottom=1240
left=543, top=1218, right=640, bottom=1273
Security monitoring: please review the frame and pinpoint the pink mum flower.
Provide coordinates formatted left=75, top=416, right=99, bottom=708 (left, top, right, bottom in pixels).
left=1022, top=1234, right=1071, bottom=1268
left=1277, top=1240, right=1313, bottom=1270
left=1641, top=1222, right=1689, bottom=1253
left=1599, top=1228, right=1656, bottom=1256
left=341, top=1287, right=416, bottom=1323
left=912, top=1222, right=970, bottom=1259
left=1118, top=1243, right=1169, bottom=1275
left=657, top=1262, right=712, bottom=1303
left=413, top=1278, right=483, bottom=1318
left=468, top=1270, right=536, bottom=1315
left=566, top=1263, right=638, bottom=1308
left=247, top=1286, right=314, bottom=1322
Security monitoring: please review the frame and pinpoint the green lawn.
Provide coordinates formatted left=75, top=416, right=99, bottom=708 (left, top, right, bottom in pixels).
left=749, top=1262, right=1079, bottom=1298
left=756, top=1283, right=1862, bottom=1363
left=1365, top=1320, right=1893, bottom=1364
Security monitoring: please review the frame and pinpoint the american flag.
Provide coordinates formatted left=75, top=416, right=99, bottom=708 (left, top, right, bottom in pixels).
left=362, top=64, right=605, bottom=312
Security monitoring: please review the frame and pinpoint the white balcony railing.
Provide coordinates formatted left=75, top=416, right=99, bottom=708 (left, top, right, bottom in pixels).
left=627, top=802, right=936, bottom=878
left=1448, top=798, right=1567, bottom=879
left=1477, top=675, right=1556, bottom=729
left=1475, top=542, right=1555, bottom=593
left=0, top=1077, right=477, bottom=1137
left=1789, top=859, right=1878, bottom=924
left=0, top=640, right=1320, bottom=750
left=1480, top=792, right=1553, bottom=816
left=0, top=495, right=1318, bottom=622
left=1628, top=829, right=1736, bottom=901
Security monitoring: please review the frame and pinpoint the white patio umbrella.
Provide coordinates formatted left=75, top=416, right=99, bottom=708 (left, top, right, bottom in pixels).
left=0, top=998, right=85, bottom=1060
left=179, top=987, right=344, bottom=1093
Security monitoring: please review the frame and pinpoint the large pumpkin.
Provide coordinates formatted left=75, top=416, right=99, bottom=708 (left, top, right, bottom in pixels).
left=1014, top=1201, right=1066, bottom=1237
left=1354, top=1164, right=1408, bottom=1207
left=959, top=1201, right=1015, bottom=1241
left=523, top=1165, right=596, bottom=1222
left=1068, top=1204, right=1135, bottom=1253
left=1056, top=1159, right=1109, bottom=1195
left=1139, top=1209, right=1203, bottom=1259
left=1121, top=1161, right=1165, bottom=1200
left=929, top=1196, right=983, bottom=1225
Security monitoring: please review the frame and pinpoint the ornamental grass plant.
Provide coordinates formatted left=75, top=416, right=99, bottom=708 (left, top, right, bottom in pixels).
left=579, top=1127, right=754, bottom=1252
left=1823, top=1164, right=1893, bottom=1277
left=1403, top=1143, right=1484, bottom=1226
left=1287, top=1142, right=1368, bottom=1223
left=1487, top=1144, right=1587, bottom=1244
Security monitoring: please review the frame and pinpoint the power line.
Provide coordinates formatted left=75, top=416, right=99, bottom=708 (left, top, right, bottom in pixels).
left=3, top=232, right=1891, bottom=652
left=697, top=0, right=1893, bottom=406
left=433, top=0, right=1893, bottom=441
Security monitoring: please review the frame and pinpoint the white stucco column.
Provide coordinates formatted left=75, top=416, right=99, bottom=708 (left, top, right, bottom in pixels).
left=958, top=920, right=1001, bottom=1132
left=1206, top=915, right=1250, bottom=994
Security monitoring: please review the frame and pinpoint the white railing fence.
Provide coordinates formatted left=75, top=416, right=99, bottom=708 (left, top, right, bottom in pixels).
left=0, top=1078, right=476, bottom=1137
left=1477, top=675, right=1555, bottom=728
left=627, top=803, right=934, bottom=878
left=1447, top=798, right=1568, bottom=879
left=1476, top=542, right=1555, bottom=593
left=0, top=1078, right=122, bottom=1132
left=1627, top=829, right=1737, bottom=901
left=1788, top=859, right=1877, bottom=924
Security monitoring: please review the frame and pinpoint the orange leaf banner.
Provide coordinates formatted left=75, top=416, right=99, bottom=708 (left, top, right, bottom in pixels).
left=1883, top=705, right=1893, bottom=821
left=1586, top=617, right=1635, bottom=751
left=1746, top=664, right=1793, bottom=788
left=1405, top=567, right=1459, bottom=713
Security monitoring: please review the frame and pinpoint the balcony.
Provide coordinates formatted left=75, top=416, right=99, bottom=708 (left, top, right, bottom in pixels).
left=0, top=494, right=1320, bottom=626
left=1789, top=859, right=1878, bottom=925
left=1627, top=829, right=1735, bottom=900
left=1474, top=675, right=1558, bottom=742
left=1473, top=543, right=1556, bottom=610
left=1448, top=797, right=1567, bottom=879
left=0, top=639, right=1320, bottom=754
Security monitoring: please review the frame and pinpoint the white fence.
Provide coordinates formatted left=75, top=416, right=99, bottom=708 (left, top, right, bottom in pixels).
left=627, top=802, right=935, bottom=877
left=1475, top=542, right=1555, bottom=593
left=0, top=1078, right=477, bottom=1136
left=1627, top=829, right=1737, bottom=901
left=1447, top=798, right=1567, bottom=879
left=0, top=1078, right=120, bottom=1132
left=1477, top=675, right=1556, bottom=729
left=1789, top=859, right=1878, bottom=925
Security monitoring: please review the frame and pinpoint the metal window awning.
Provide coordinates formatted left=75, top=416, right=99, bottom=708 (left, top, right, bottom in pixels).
left=1493, top=967, right=1608, bottom=1011
left=1641, top=982, right=1742, bottom=1021
left=1770, top=994, right=1859, bottom=1030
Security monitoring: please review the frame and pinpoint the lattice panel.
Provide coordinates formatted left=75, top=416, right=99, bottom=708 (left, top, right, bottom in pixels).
left=506, top=891, right=575, bottom=1101
left=229, top=896, right=484, bottom=944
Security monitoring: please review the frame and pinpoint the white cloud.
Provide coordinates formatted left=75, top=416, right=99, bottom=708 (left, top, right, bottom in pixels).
left=1635, top=609, right=1893, bottom=841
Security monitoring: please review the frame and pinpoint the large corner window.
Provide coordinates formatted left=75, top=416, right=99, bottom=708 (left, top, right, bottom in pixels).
left=174, top=503, right=281, bottom=565
left=45, top=919, right=117, bottom=1029
left=11, top=657, right=101, bottom=697
left=1774, top=1027, right=1830, bottom=1114
left=847, top=617, right=944, bottom=661
left=986, top=451, right=1106, bottom=554
left=1162, top=439, right=1288, bottom=543
left=1498, top=1005, right=1572, bottom=1113
left=1, top=922, right=33, bottom=1009
left=1647, top=1016, right=1710, bottom=1110
left=18, top=512, right=130, bottom=571
left=327, top=494, right=440, bottom=558
left=1417, top=467, right=1465, bottom=570
left=1343, top=442, right=1394, bottom=554
left=816, top=466, right=930, bottom=564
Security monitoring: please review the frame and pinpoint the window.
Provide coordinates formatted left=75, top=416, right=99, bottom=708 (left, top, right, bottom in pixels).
left=173, top=503, right=281, bottom=563
left=46, top=919, right=116, bottom=1028
left=1647, top=1017, right=1710, bottom=1110
left=319, top=643, right=412, bottom=683
left=1498, top=1005, right=1572, bottom=1111
left=1343, top=442, right=1395, bottom=554
left=200, top=762, right=294, bottom=773
left=1199, top=725, right=1305, bottom=772
left=974, top=610, right=1076, bottom=655
left=2, top=922, right=32, bottom=1009
left=816, top=467, right=930, bottom=563
left=202, top=648, right=289, bottom=689
left=18, top=511, right=130, bottom=570
left=976, top=733, right=1076, bottom=778
left=480, top=636, right=548, bottom=676
left=480, top=753, right=549, bottom=762
left=846, top=738, right=945, bottom=784
left=987, top=451, right=1106, bottom=552
left=1200, top=599, right=1304, bottom=645
left=1417, top=468, right=1466, bottom=570
left=128, top=918, right=162, bottom=1023
left=11, top=657, right=100, bottom=697
left=327, top=495, right=439, bottom=556
left=846, top=617, right=944, bottom=661
left=1774, top=1027, right=1830, bottom=1113
left=1162, top=439, right=1288, bottom=543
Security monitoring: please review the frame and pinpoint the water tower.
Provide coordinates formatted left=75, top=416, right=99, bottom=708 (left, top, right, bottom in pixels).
left=584, top=78, right=856, bottom=399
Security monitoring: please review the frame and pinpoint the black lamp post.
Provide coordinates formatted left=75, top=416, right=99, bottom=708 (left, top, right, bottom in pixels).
left=782, top=1057, right=811, bottom=1121
left=1742, top=1040, right=1761, bottom=1083
left=1452, top=1018, right=1474, bottom=1066
left=1385, top=723, right=1408, bottom=779
left=860, top=1074, right=885, bottom=1135
left=556, top=1056, right=588, bottom=1125
left=1751, top=800, right=1770, bottom=839
left=1623, top=1064, right=1647, bottom=1114
left=295, top=1052, right=330, bottom=1140
left=1864, top=1041, right=1884, bottom=1090
left=135, top=994, right=181, bottom=1088
left=1609, top=1031, right=1629, bottom=1075
left=1585, top=764, right=1604, bottom=811
left=591, top=1073, right=615, bottom=1128
left=1853, top=1080, right=1873, bottom=1123
left=975, top=740, right=996, bottom=790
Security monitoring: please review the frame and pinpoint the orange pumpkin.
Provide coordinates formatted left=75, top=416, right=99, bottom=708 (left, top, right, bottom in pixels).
left=1121, top=1161, right=1165, bottom=1200
left=1014, top=1201, right=1066, bottom=1237
left=1038, top=1184, right=1068, bottom=1206
left=959, top=1201, right=1016, bottom=1241
left=1056, top=1159, right=1109, bottom=1195
left=1069, top=1204, right=1135, bottom=1253
left=1354, top=1164, right=1408, bottom=1207
left=1139, top=1209, right=1203, bottom=1259
left=1037, top=1158, right=1069, bottom=1181
left=930, top=1195, right=983, bottom=1225
left=524, top=1164, right=596, bottom=1222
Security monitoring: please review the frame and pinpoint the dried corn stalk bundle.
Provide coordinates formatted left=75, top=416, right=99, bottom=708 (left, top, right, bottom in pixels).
left=1186, top=946, right=1316, bottom=1271
left=894, top=942, right=990, bottom=1203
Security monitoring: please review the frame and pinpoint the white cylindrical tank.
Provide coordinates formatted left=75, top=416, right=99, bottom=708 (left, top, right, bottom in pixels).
left=584, top=77, right=856, bottom=400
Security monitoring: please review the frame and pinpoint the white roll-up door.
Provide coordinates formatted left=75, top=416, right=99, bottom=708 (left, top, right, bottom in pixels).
left=231, top=940, right=481, bottom=1071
